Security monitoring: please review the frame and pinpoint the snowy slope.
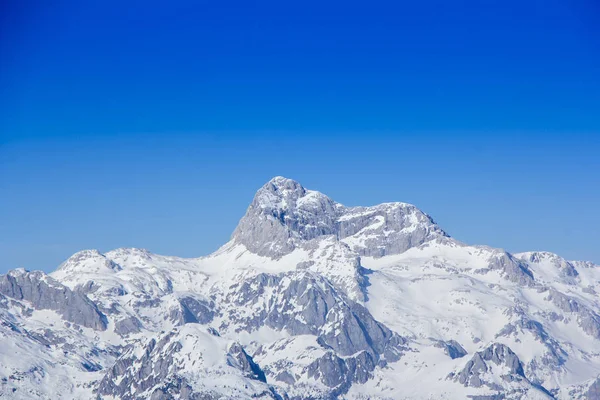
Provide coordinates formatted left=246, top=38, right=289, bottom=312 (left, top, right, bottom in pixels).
left=1, top=176, right=600, bottom=399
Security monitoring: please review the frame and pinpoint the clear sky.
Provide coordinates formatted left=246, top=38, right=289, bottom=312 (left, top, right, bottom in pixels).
left=1, top=0, right=599, bottom=273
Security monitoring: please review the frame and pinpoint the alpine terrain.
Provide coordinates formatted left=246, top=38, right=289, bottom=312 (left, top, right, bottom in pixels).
left=2, top=176, right=600, bottom=399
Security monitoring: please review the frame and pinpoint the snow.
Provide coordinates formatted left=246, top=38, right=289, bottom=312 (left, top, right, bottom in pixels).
left=4, top=177, right=600, bottom=399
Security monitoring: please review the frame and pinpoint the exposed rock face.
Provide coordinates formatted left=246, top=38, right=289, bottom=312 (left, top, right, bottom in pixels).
left=435, top=339, right=468, bottom=359
left=487, top=252, right=535, bottom=286
left=306, top=350, right=378, bottom=395
left=232, top=177, right=341, bottom=257
left=217, top=270, right=407, bottom=396
left=0, top=269, right=107, bottom=330
left=497, top=317, right=567, bottom=375
left=547, top=288, right=600, bottom=339
left=227, top=342, right=267, bottom=383
left=96, top=325, right=277, bottom=400
left=586, top=376, right=600, bottom=400
left=456, top=343, right=526, bottom=389
left=451, top=343, right=555, bottom=399
left=232, top=176, right=447, bottom=259
left=170, top=296, right=215, bottom=325
left=523, top=251, right=580, bottom=279
left=338, top=202, right=448, bottom=258
left=114, top=315, right=143, bottom=335
left=222, top=271, right=405, bottom=361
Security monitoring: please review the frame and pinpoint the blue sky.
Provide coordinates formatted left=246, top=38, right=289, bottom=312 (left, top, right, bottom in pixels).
left=1, top=1, right=599, bottom=273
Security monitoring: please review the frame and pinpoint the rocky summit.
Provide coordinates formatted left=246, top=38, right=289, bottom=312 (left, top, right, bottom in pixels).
left=1, top=176, right=600, bottom=399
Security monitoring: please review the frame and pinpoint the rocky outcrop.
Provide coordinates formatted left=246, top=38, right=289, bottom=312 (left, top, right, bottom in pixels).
left=452, top=343, right=553, bottom=399
left=114, top=315, right=143, bottom=335
left=232, top=177, right=341, bottom=257
left=96, top=325, right=278, bottom=400
left=455, top=343, right=526, bottom=388
left=227, top=342, right=267, bottom=382
left=520, top=251, right=580, bottom=279
left=221, top=270, right=406, bottom=396
left=547, top=288, right=600, bottom=339
left=232, top=176, right=447, bottom=259
left=169, top=296, right=215, bottom=325
left=497, top=317, right=567, bottom=376
left=435, top=339, right=468, bottom=359
left=338, top=202, right=448, bottom=257
left=0, top=269, right=107, bottom=330
left=224, top=271, right=405, bottom=359
left=487, top=252, right=535, bottom=286
left=586, top=376, right=600, bottom=400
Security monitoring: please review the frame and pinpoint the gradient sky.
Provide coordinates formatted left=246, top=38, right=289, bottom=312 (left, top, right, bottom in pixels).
left=1, top=0, right=599, bottom=273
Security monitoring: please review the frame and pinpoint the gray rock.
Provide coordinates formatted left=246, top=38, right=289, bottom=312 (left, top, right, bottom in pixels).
left=274, top=371, right=295, bottom=385
left=178, top=296, right=214, bottom=324
left=232, top=177, right=447, bottom=259
left=586, top=376, right=600, bottom=400
left=497, top=317, right=567, bottom=375
left=227, top=342, right=267, bottom=382
left=169, top=296, right=215, bottom=326
left=547, top=289, right=600, bottom=339
left=338, top=203, right=448, bottom=258
left=456, top=343, right=526, bottom=388
left=221, top=270, right=406, bottom=395
left=232, top=177, right=341, bottom=258
left=525, top=252, right=579, bottom=279
left=306, top=352, right=348, bottom=389
left=435, top=339, right=467, bottom=359
left=487, top=252, right=535, bottom=286
left=225, top=271, right=405, bottom=358
left=97, top=327, right=277, bottom=400
left=305, top=350, right=377, bottom=397
left=0, top=269, right=107, bottom=331
left=114, top=315, right=143, bottom=335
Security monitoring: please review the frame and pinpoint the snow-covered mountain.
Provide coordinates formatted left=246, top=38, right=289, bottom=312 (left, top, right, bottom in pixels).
left=1, top=176, right=600, bottom=399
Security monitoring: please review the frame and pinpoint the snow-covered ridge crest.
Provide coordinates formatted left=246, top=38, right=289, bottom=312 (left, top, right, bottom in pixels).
left=232, top=176, right=448, bottom=259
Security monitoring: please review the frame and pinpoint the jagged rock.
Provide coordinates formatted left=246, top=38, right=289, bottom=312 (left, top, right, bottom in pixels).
left=521, top=251, right=579, bottom=279
left=487, top=252, right=535, bottom=286
left=96, top=325, right=278, bottom=400
left=115, top=315, right=143, bottom=335
left=224, top=271, right=405, bottom=360
left=435, top=339, right=468, bottom=359
left=338, top=202, right=448, bottom=257
left=232, top=176, right=447, bottom=259
left=170, top=296, right=215, bottom=325
left=227, top=342, right=267, bottom=382
left=455, top=343, right=526, bottom=388
left=221, top=270, right=406, bottom=395
left=0, top=269, right=107, bottom=330
left=547, top=288, right=600, bottom=339
left=498, top=317, right=567, bottom=380
left=586, top=376, right=600, bottom=400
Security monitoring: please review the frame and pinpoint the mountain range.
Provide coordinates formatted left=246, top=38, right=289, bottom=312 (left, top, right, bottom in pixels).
left=1, top=176, right=600, bottom=399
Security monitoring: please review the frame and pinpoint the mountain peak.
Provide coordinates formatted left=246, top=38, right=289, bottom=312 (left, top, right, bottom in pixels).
left=231, top=177, right=446, bottom=258
left=253, top=176, right=310, bottom=211
left=265, top=176, right=304, bottom=190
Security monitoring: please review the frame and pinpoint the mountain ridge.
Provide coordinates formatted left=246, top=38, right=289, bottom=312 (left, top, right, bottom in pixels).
left=1, top=176, right=599, bottom=399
